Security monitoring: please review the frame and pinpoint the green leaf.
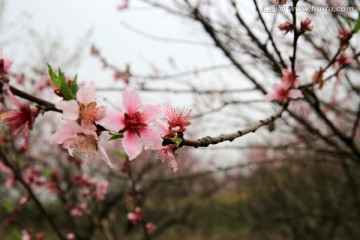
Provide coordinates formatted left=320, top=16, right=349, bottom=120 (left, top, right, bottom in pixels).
left=342, top=16, right=352, bottom=29
left=69, top=74, right=78, bottom=97
left=47, top=64, right=77, bottom=100
left=113, top=150, right=128, bottom=160
left=108, top=132, right=124, bottom=140
left=48, top=64, right=62, bottom=89
left=170, top=137, right=183, bottom=148
left=352, top=10, right=360, bottom=33
left=58, top=68, right=73, bottom=100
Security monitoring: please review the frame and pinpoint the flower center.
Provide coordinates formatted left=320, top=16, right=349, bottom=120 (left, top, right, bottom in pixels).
left=124, top=111, right=147, bottom=134
left=80, top=102, right=105, bottom=123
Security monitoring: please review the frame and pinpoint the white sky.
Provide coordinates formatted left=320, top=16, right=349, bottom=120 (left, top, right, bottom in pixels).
left=3, top=0, right=225, bottom=86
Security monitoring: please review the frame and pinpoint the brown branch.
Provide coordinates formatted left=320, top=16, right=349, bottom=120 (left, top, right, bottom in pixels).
left=0, top=77, right=60, bottom=112
left=253, top=0, right=287, bottom=69
left=191, top=7, right=267, bottom=94
left=230, top=0, right=282, bottom=74
left=173, top=107, right=286, bottom=148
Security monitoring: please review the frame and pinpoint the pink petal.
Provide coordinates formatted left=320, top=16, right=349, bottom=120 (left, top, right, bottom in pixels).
left=77, top=82, right=97, bottom=104
left=3, top=58, right=13, bottom=69
left=123, top=88, right=141, bottom=115
left=56, top=100, right=79, bottom=121
left=168, top=158, right=179, bottom=173
left=140, top=127, right=163, bottom=150
left=127, top=212, right=137, bottom=221
left=96, top=109, right=125, bottom=132
left=288, top=89, right=303, bottom=99
left=98, top=145, right=115, bottom=168
left=265, top=92, right=277, bottom=101
left=153, top=120, right=170, bottom=136
left=123, top=131, right=143, bottom=160
left=142, top=104, right=162, bottom=123
left=50, top=122, right=83, bottom=144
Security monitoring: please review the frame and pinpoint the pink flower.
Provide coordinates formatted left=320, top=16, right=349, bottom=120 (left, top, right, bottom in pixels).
left=0, top=84, right=39, bottom=149
left=50, top=121, right=114, bottom=167
left=70, top=203, right=87, bottom=216
left=5, top=175, right=16, bottom=188
left=55, top=82, right=106, bottom=131
left=338, top=29, right=351, bottom=47
left=127, top=207, right=143, bottom=225
left=265, top=83, right=303, bottom=103
left=21, top=229, right=31, bottom=240
left=20, top=195, right=31, bottom=205
left=157, top=145, right=179, bottom=172
left=98, top=88, right=163, bottom=160
left=337, top=54, right=355, bottom=65
left=67, top=233, right=76, bottom=239
left=164, top=105, right=191, bottom=132
left=0, top=50, right=13, bottom=74
left=146, top=222, right=156, bottom=234
left=93, top=180, right=109, bottom=200
left=281, top=69, right=300, bottom=89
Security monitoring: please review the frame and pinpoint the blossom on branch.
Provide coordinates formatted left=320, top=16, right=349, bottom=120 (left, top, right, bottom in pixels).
left=127, top=207, right=143, bottom=225
left=164, top=105, right=191, bottom=133
left=98, top=87, right=163, bottom=160
left=55, top=81, right=106, bottom=132
left=0, top=84, right=39, bottom=149
left=281, top=69, right=300, bottom=89
left=0, top=51, right=13, bottom=74
left=266, top=69, right=303, bottom=103
left=157, top=145, right=179, bottom=172
left=266, top=83, right=303, bottom=103
left=50, top=121, right=114, bottom=167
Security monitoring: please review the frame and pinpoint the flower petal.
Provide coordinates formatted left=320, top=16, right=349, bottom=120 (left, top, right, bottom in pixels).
left=96, top=109, right=125, bottom=132
left=123, top=131, right=143, bottom=160
left=142, top=104, right=162, bottom=123
left=56, top=100, right=79, bottom=121
left=98, top=145, right=115, bottom=168
left=140, top=127, right=163, bottom=150
left=50, top=122, right=83, bottom=144
left=77, top=81, right=97, bottom=104
left=153, top=120, right=170, bottom=136
left=288, top=89, right=304, bottom=99
left=123, top=88, right=141, bottom=115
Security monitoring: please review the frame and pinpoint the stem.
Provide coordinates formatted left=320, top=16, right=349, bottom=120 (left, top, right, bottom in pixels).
left=0, top=77, right=60, bottom=112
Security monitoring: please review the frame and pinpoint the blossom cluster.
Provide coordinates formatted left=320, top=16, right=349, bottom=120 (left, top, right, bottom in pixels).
left=266, top=69, right=303, bottom=103
left=45, top=68, right=191, bottom=172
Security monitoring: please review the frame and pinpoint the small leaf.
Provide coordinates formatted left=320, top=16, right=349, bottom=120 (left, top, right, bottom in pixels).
left=113, top=150, right=128, bottom=160
left=48, top=64, right=62, bottom=89
left=58, top=68, right=73, bottom=100
left=69, top=74, right=78, bottom=97
left=108, top=132, right=124, bottom=140
left=170, top=137, right=183, bottom=148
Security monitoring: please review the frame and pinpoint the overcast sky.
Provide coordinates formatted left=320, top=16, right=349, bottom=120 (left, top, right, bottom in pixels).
left=3, top=0, right=225, bottom=86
